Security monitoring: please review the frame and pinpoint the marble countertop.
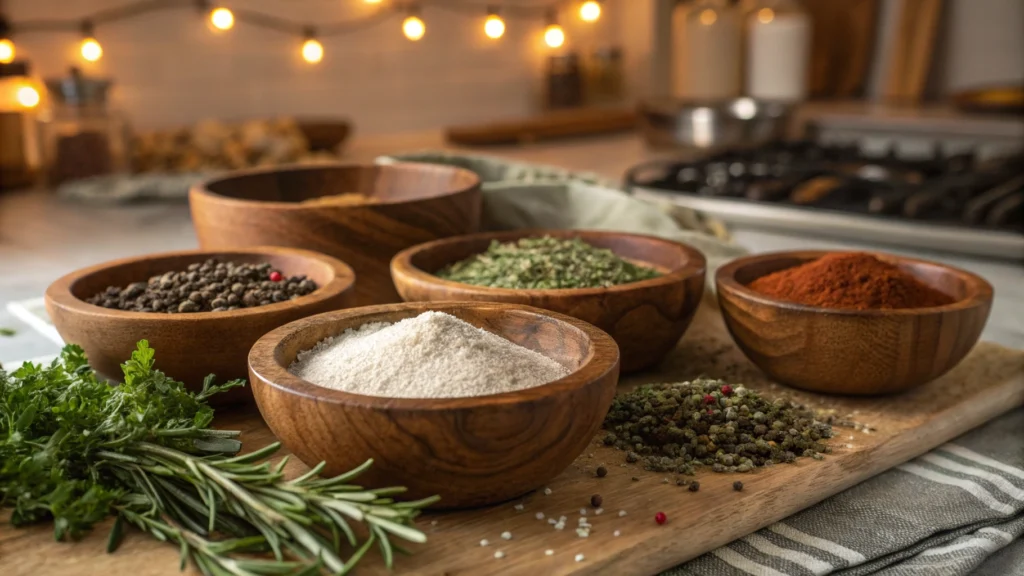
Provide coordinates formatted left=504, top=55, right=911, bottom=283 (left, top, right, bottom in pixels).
left=1, top=133, right=1022, bottom=363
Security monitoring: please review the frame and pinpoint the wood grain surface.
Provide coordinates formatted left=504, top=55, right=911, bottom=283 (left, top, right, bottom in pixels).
left=248, top=301, right=620, bottom=508
left=390, top=230, right=706, bottom=373
left=44, top=247, right=356, bottom=404
left=189, top=163, right=482, bottom=306
left=444, top=108, right=637, bottom=146
left=4, top=304, right=1022, bottom=576
left=717, top=251, right=994, bottom=395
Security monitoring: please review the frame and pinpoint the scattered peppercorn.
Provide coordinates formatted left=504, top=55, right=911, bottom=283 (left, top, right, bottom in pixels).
left=602, top=378, right=832, bottom=475
left=590, top=494, right=603, bottom=508
left=654, top=512, right=667, bottom=525
left=688, top=481, right=700, bottom=492
left=86, top=259, right=318, bottom=314
left=595, top=466, right=608, bottom=478
left=733, top=481, right=744, bottom=491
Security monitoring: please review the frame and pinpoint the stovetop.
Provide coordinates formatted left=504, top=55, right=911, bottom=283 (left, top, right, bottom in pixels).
left=627, top=141, right=1023, bottom=259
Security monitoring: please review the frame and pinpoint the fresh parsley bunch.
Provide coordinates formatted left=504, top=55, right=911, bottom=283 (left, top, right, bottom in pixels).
left=1, top=342, right=437, bottom=575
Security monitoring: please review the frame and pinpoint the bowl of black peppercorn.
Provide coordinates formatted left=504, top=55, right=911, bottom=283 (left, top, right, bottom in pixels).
left=45, top=246, right=355, bottom=404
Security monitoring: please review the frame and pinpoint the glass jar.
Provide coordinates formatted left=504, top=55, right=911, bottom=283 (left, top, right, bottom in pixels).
left=743, top=0, right=812, bottom=102
left=546, top=53, right=584, bottom=109
left=584, top=47, right=625, bottom=106
left=0, top=61, right=43, bottom=190
left=671, top=0, right=743, bottom=101
left=38, top=67, right=131, bottom=185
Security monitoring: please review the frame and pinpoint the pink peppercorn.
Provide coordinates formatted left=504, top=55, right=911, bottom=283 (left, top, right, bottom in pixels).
left=654, top=512, right=667, bottom=525
left=703, top=394, right=716, bottom=405
left=721, top=385, right=733, bottom=396
left=269, top=271, right=283, bottom=282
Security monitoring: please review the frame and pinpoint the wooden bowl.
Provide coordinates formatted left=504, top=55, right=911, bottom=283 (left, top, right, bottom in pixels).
left=189, top=163, right=482, bottom=306
left=390, top=230, right=706, bottom=373
left=716, top=251, right=994, bottom=395
left=44, top=247, right=355, bottom=404
left=248, top=301, right=620, bottom=508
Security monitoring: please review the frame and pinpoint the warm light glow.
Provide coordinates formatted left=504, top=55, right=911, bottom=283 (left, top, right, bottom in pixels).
left=0, top=39, right=14, bottom=64
left=364, top=0, right=383, bottom=3
left=210, top=7, right=235, bottom=30
left=699, top=9, right=718, bottom=26
left=580, top=1, right=601, bottom=22
left=403, top=16, right=426, bottom=41
left=81, top=37, right=103, bottom=62
left=301, top=38, right=323, bottom=63
left=484, top=15, right=505, bottom=39
left=757, top=8, right=775, bottom=24
left=544, top=24, right=565, bottom=48
left=16, top=85, right=40, bottom=108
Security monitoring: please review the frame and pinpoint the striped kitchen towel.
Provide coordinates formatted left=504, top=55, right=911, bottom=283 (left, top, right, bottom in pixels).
left=665, top=408, right=1024, bottom=576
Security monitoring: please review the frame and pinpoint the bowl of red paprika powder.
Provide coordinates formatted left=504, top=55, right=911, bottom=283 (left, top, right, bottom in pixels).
left=715, top=251, right=993, bottom=395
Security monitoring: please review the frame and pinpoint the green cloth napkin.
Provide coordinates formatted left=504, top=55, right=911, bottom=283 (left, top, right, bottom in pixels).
left=376, top=151, right=747, bottom=284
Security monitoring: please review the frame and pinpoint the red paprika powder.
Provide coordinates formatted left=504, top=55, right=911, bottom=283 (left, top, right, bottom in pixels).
left=748, top=253, right=955, bottom=310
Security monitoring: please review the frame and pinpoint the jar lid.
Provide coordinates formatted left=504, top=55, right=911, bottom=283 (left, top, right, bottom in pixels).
left=0, top=61, right=30, bottom=78
left=44, top=67, right=112, bottom=107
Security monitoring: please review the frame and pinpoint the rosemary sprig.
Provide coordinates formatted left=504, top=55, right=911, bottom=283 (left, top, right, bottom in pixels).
left=0, top=341, right=438, bottom=575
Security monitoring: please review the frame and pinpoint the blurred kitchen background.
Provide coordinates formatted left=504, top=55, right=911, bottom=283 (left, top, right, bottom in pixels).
left=1, top=0, right=1022, bottom=271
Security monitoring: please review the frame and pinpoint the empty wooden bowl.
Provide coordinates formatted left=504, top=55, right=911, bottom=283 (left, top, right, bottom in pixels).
left=44, top=247, right=355, bottom=404
left=390, top=230, right=706, bottom=373
left=248, top=301, right=620, bottom=508
left=189, top=163, right=482, bottom=306
left=716, top=251, right=994, bottom=395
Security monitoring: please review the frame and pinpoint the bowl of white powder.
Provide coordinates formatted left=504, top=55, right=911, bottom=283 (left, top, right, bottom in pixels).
left=248, top=301, right=620, bottom=508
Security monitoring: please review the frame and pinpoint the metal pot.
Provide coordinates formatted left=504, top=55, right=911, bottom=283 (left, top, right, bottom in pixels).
left=638, top=98, right=792, bottom=150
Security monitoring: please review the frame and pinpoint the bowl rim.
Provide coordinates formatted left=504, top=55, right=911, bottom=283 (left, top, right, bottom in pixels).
left=44, top=246, right=356, bottom=321
left=189, top=161, right=482, bottom=208
left=391, top=228, right=707, bottom=297
left=247, top=301, right=621, bottom=411
left=715, top=249, right=994, bottom=316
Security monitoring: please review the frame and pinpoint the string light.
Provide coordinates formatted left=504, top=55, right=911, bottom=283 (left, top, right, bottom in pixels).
left=544, top=11, right=565, bottom=48
left=579, top=1, right=601, bottom=23
left=210, top=7, right=235, bottom=31
left=402, top=7, right=426, bottom=42
left=79, top=22, right=103, bottom=62
left=301, top=30, right=324, bottom=63
left=484, top=8, right=505, bottom=40
left=16, top=85, right=40, bottom=108
left=699, top=9, right=718, bottom=26
left=757, top=8, right=775, bottom=24
left=0, top=38, right=14, bottom=64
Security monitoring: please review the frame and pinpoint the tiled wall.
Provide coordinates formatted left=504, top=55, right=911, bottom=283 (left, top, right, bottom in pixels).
left=6, top=0, right=624, bottom=134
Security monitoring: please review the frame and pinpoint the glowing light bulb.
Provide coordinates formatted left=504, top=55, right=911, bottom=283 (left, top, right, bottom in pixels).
left=0, top=39, right=14, bottom=64
left=484, top=15, right=505, bottom=39
left=16, top=85, right=40, bottom=108
left=301, top=38, right=323, bottom=63
left=757, top=8, right=775, bottom=24
left=81, top=37, right=103, bottom=62
left=544, top=24, right=565, bottom=48
left=699, top=9, right=718, bottom=26
left=403, top=16, right=425, bottom=41
left=364, top=0, right=383, bottom=3
left=210, top=7, right=235, bottom=31
left=580, top=1, right=601, bottom=23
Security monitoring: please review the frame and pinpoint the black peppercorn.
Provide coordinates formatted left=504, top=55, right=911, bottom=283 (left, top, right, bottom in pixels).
left=733, top=481, right=743, bottom=491
left=590, top=494, right=602, bottom=508
left=688, top=481, right=700, bottom=492
left=596, top=466, right=607, bottom=478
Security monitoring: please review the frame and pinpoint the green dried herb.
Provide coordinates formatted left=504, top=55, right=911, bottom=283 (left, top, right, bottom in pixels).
left=436, top=236, right=661, bottom=289
left=602, top=378, right=832, bottom=475
left=0, top=327, right=14, bottom=337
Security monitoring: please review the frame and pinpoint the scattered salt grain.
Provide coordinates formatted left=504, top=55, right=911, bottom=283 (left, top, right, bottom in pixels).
left=535, top=512, right=545, bottom=520
left=579, top=508, right=587, bottom=516
left=430, top=520, right=438, bottom=526
left=501, top=531, right=512, bottom=540
left=480, top=539, right=489, bottom=546
left=514, top=503, right=525, bottom=512
left=544, top=487, right=553, bottom=495
left=613, top=530, right=621, bottom=537
left=575, top=553, right=585, bottom=562
left=618, top=510, right=627, bottom=517
left=494, top=551, right=505, bottom=559
left=576, top=528, right=590, bottom=538
left=595, top=508, right=604, bottom=515
left=545, top=549, right=554, bottom=556
left=548, top=518, right=557, bottom=525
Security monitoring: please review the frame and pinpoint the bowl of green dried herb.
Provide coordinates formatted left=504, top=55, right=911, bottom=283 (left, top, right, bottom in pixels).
left=391, top=230, right=706, bottom=372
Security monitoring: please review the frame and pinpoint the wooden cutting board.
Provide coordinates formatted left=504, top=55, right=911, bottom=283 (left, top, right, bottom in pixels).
left=3, top=304, right=1023, bottom=576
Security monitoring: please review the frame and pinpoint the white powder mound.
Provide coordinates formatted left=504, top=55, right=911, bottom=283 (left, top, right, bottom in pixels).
left=289, top=311, right=570, bottom=398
